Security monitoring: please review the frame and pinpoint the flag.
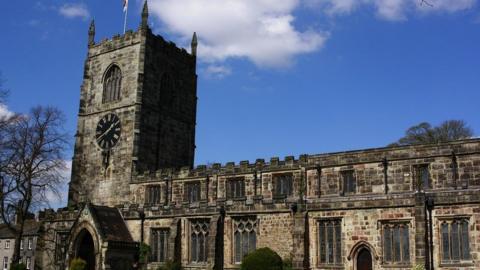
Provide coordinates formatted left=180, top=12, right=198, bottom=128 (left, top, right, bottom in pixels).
left=123, top=0, right=129, bottom=12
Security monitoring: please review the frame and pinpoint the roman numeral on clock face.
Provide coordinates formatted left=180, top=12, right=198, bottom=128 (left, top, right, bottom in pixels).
left=95, top=113, right=122, bottom=150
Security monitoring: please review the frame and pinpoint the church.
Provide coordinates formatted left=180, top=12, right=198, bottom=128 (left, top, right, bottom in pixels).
left=36, top=2, right=480, bottom=270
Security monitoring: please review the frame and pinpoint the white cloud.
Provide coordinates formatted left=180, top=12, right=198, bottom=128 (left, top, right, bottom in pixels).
left=145, top=0, right=475, bottom=68
left=374, top=0, right=407, bottom=21
left=308, top=0, right=476, bottom=21
left=148, top=0, right=327, bottom=68
left=0, top=104, right=14, bottom=121
left=203, top=65, right=232, bottom=79
left=59, top=3, right=90, bottom=20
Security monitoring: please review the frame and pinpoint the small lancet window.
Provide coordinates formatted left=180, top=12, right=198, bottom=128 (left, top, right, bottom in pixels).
left=103, top=65, right=122, bottom=103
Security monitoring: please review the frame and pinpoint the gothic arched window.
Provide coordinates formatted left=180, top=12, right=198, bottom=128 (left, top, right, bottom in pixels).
left=190, top=219, right=209, bottom=263
left=103, top=65, right=122, bottom=103
left=234, top=217, right=257, bottom=263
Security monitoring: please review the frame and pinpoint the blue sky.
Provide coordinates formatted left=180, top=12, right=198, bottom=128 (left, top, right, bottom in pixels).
left=1, top=0, right=479, bottom=170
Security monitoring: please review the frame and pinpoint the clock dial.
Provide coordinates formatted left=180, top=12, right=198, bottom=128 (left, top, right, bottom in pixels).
left=95, top=113, right=121, bottom=149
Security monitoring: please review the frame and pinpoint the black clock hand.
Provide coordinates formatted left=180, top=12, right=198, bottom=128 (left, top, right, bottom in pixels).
left=97, top=124, right=115, bottom=141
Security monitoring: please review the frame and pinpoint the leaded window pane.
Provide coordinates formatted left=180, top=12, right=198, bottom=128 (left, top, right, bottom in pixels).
left=235, top=232, right=241, bottom=263
left=415, top=165, right=430, bottom=190
left=242, top=231, right=249, bottom=257
left=233, top=217, right=257, bottom=263
left=199, top=233, right=205, bottom=262
left=334, top=221, right=342, bottom=264
left=441, top=222, right=450, bottom=261
left=451, top=221, right=460, bottom=260
left=461, top=221, right=470, bottom=260
left=191, top=234, right=197, bottom=262
left=186, top=182, right=201, bottom=203
left=54, top=232, right=69, bottom=263
left=318, top=220, right=341, bottom=265
left=146, top=185, right=162, bottom=205
left=273, top=174, right=293, bottom=197
left=393, top=226, right=401, bottom=262
left=151, top=229, right=169, bottom=262
left=342, top=170, right=356, bottom=194
left=227, top=178, right=245, bottom=199
left=383, top=223, right=410, bottom=264
left=327, top=222, right=334, bottom=263
left=402, top=226, right=410, bottom=262
left=441, top=219, right=471, bottom=263
left=249, top=231, right=256, bottom=251
left=103, top=65, right=122, bottom=103
left=319, top=222, right=326, bottom=263
left=384, top=226, right=392, bottom=262
left=190, top=219, right=209, bottom=263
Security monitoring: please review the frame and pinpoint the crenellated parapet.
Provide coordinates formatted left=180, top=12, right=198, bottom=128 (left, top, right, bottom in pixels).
left=132, top=138, right=480, bottom=182
left=127, top=139, right=480, bottom=214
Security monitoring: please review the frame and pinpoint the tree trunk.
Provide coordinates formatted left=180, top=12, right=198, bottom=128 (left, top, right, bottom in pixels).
left=12, top=229, right=23, bottom=265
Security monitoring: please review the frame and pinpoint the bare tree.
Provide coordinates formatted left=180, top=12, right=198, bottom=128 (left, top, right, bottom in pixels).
left=390, top=120, right=474, bottom=146
left=420, top=0, right=433, bottom=7
left=0, top=106, right=68, bottom=265
left=0, top=72, right=7, bottom=104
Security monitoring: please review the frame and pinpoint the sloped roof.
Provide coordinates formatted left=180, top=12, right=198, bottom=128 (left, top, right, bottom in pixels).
left=0, top=220, right=40, bottom=239
left=88, top=204, right=133, bottom=243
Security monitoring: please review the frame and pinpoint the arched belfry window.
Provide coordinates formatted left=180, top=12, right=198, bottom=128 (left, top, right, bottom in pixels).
left=103, top=65, right=122, bottom=103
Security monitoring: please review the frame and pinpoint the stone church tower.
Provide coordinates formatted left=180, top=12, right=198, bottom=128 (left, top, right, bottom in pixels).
left=68, top=3, right=198, bottom=206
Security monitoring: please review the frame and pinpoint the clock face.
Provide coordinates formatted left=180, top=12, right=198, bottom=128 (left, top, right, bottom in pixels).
left=95, top=113, right=121, bottom=149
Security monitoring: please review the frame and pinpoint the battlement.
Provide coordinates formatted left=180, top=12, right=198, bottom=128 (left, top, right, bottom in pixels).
left=131, top=138, right=480, bottom=183
left=38, top=206, right=81, bottom=222
left=88, top=27, right=193, bottom=61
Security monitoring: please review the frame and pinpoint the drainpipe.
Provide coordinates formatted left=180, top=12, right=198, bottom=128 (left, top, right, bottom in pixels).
left=426, top=197, right=435, bottom=270
left=139, top=209, right=146, bottom=244
left=382, top=157, right=389, bottom=194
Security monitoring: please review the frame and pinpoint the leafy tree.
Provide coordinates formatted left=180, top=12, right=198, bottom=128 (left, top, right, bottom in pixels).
left=70, top=258, right=87, bottom=270
left=241, top=247, right=283, bottom=270
left=0, top=106, right=68, bottom=265
left=157, top=260, right=181, bottom=270
left=10, top=263, right=27, bottom=270
left=390, top=120, right=474, bottom=146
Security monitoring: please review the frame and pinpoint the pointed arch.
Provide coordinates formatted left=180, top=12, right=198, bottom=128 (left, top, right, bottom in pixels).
left=348, top=240, right=379, bottom=261
left=68, top=220, right=102, bottom=270
left=103, top=64, right=122, bottom=103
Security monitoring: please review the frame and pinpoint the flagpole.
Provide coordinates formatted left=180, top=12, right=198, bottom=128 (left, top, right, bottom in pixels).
left=123, top=2, right=128, bottom=34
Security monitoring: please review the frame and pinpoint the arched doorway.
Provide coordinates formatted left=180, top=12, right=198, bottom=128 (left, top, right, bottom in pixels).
left=356, top=248, right=372, bottom=270
left=75, top=229, right=96, bottom=270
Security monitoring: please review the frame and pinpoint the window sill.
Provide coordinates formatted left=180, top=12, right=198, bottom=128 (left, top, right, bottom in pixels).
left=440, top=261, right=474, bottom=267
left=148, top=261, right=167, bottom=266
left=186, top=263, right=209, bottom=268
left=316, top=264, right=344, bottom=269
left=381, top=263, right=412, bottom=268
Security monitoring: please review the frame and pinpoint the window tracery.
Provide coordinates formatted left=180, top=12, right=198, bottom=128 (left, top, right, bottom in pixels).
left=233, top=217, right=257, bottom=263
left=103, top=65, right=122, bottom=103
